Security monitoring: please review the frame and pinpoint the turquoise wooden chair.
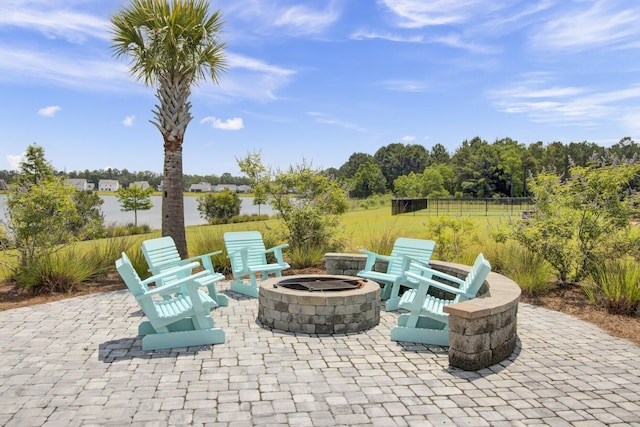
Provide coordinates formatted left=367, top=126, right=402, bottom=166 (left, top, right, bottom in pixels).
left=141, top=236, right=228, bottom=307
left=358, top=237, right=436, bottom=311
left=223, top=231, right=290, bottom=298
left=390, top=253, right=491, bottom=346
left=115, top=252, right=225, bottom=351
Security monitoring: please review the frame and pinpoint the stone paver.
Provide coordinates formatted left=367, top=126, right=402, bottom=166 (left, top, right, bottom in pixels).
left=1, top=282, right=640, bottom=426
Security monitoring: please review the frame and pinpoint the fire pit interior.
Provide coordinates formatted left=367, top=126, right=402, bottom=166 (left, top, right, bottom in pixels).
left=258, top=274, right=380, bottom=335
left=275, top=276, right=362, bottom=292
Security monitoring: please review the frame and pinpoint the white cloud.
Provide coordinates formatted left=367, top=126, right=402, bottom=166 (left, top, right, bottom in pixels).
left=38, top=105, right=61, bottom=117
left=200, top=117, right=244, bottom=130
left=0, top=6, right=109, bottom=43
left=401, top=135, right=416, bottom=142
left=122, top=116, right=135, bottom=127
left=380, top=0, right=500, bottom=28
left=307, top=112, right=368, bottom=133
left=533, top=1, right=640, bottom=51
left=380, top=79, right=427, bottom=93
left=6, top=154, right=23, bottom=171
left=490, top=76, right=640, bottom=132
left=274, top=4, right=339, bottom=35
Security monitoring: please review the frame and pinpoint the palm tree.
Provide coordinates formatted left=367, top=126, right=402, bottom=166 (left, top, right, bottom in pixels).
left=110, top=0, right=226, bottom=257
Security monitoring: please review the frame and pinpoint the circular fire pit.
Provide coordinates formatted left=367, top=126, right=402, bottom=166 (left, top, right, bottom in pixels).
left=258, top=275, right=380, bottom=334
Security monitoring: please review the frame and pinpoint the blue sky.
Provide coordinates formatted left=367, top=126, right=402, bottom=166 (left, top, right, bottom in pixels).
left=1, top=0, right=640, bottom=176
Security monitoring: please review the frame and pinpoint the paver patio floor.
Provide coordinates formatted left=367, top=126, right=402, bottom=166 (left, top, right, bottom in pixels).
left=1, top=282, right=639, bottom=426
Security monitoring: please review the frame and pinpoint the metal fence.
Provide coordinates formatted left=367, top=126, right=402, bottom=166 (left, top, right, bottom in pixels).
left=392, top=197, right=534, bottom=217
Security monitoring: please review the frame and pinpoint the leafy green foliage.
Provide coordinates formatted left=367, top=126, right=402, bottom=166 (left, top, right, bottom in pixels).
left=349, top=162, right=387, bottom=198
left=425, top=217, right=479, bottom=262
left=5, top=176, right=78, bottom=271
left=69, top=190, right=105, bottom=240
left=196, top=190, right=241, bottom=224
left=238, top=152, right=349, bottom=252
left=512, top=156, right=640, bottom=284
left=116, top=185, right=154, bottom=227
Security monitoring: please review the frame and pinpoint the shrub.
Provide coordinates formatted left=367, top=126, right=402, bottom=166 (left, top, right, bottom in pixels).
left=491, top=242, right=555, bottom=297
left=197, top=190, right=241, bottom=223
left=425, top=217, right=479, bottom=262
left=189, top=227, right=230, bottom=275
left=585, top=259, right=640, bottom=315
left=288, top=244, right=326, bottom=269
left=359, top=221, right=404, bottom=255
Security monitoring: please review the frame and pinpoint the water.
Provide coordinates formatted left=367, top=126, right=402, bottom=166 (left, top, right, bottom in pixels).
left=0, top=194, right=274, bottom=230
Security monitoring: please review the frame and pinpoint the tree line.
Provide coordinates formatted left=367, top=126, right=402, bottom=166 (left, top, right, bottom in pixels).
left=0, top=168, right=251, bottom=190
left=2, top=136, right=638, bottom=198
left=328, top=136, right=640, bottom=199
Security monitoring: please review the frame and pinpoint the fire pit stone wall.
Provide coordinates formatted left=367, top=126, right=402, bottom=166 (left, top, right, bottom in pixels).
left=258, top=275, right=380, bottom=335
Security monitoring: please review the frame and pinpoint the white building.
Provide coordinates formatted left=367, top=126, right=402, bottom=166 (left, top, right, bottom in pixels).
left=189, top=182, right=212, bottom=192
left=65, top=178, right=89, bottom=191
left=98, top=179, right=120, bottom=191
left=131, top=181, right=150, bottom=190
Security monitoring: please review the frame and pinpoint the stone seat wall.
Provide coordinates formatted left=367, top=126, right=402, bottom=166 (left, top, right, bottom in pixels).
left=324, top=253, right=521, bottom=370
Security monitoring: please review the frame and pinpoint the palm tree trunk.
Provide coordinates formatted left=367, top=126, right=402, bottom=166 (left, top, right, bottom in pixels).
left=162, top=144, right=188, bottom=258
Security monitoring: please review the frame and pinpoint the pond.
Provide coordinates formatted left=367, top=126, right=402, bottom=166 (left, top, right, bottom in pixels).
left=0, top=194, right=274, bottom=230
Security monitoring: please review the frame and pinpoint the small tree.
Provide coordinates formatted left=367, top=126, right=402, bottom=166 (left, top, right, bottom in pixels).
left=512, top=154, right=640, bottom=284
left=197, top=189, right=241, bottom=223
left=2, top=144, right=79, bottom=279
left=238, top=152, right=349, bottom=251
left=116, top=185, right=154, bottom=227
left=69, top=190, right=105, bottom=240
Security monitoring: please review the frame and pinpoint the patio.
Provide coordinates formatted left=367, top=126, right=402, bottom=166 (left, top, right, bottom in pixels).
left=1, top=281, right=639, bottom=426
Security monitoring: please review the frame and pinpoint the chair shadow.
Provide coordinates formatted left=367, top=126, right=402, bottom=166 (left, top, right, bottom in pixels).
left=98, top=337, right=213, bottom=363
left=98, top=309, right=215, bottom=363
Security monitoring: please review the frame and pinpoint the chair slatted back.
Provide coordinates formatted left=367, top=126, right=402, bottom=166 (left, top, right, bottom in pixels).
left=387, top=238, right=436, bottom=276
left=142, top=236, right=182, bottom=274
left=224, top=231, right=268, bottom=273
left=460, top=253, right=491, bottom=300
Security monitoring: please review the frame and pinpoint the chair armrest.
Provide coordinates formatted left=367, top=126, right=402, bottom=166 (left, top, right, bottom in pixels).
left=142, top=270, right=210, bottom=296
left=407, top=262, right=465, bottom=286
left=404, top=271, right=465, bottom=295
left=265, top=244, right=288, bottom=263
left=184, top=250, right=223, bottom=274
left=359, top=250, right=392, bottom=271
left=183, top=250, right=222, bottom=264
left=141, top=261, right=200, bottom=287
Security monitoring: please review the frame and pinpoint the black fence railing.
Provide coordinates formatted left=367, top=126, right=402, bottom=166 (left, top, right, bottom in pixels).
left=392, top=197, right=534, bottom=217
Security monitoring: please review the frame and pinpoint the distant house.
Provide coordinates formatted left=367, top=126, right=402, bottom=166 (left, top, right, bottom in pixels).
left=189, top=182, right=212, bottom=193
left=98, top=179, right=120, bottom=192
left=131, top=181, right=150, bottom=190
left=0, top=179, right=9, bottom=191
left=214, top=184, right=237, bottom=193
left=237, top=185, right=252, bottom=194
left=157, top=180, right=164, bottom=192
left=65, top=178, right=89, bottom=191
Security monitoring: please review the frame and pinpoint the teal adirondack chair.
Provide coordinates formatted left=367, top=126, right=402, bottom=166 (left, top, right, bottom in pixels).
left=358, top=238, right=436, bottom=311
left=223, top=231, right=290, bottom=298
left=116, top=252, right=225, bottom=350
left=141, top=236, right=228, bottom=307
left=390, top=253, right=491, bottom=346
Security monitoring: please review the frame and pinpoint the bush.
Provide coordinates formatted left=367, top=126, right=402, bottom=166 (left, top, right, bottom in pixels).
left=197, top=190, right=241, bottom=223
left=189, top=227, right=230, bottom=275
left=288, top=244, right=326, bottom=269
left=585, top=259, right=640, bottom=315
left=489, top=241, right=555, bottom=297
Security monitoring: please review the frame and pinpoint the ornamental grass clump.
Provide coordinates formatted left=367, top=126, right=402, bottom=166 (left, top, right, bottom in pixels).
left=584, top=259, right=640, bottom=316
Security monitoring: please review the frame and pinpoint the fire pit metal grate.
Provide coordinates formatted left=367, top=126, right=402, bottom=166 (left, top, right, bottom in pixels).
left=275, top=277, right=362, bottom=292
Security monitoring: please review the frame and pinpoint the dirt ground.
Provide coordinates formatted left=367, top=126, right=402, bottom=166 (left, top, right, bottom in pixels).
left=1, top=269, right=638, bottom=348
